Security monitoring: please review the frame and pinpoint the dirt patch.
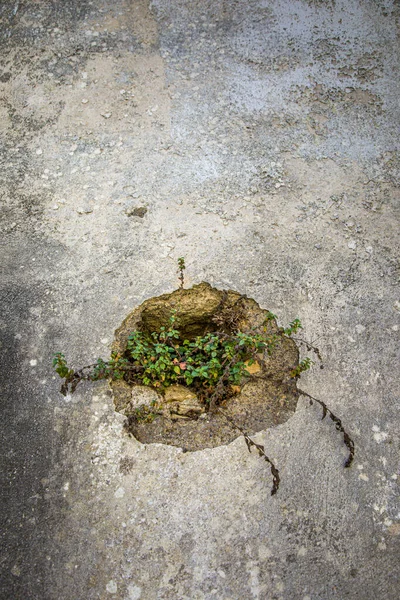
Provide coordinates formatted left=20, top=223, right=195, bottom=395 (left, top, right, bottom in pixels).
left=111, top=283, right=299, bottom=451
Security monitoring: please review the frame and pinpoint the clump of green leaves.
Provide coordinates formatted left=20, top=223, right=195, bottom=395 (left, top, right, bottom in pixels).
left=52, top=353, right=73, bottom=379
left=125, top=314, right=269, bottom=398
left=53, top=310, right=293, bottom=400
left=52, top=351, right=131, bottom=395
left=290, top=357, right=314, bottom=378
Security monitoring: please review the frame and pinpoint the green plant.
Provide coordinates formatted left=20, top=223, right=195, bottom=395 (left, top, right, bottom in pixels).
left=290, top=357, right=314, bottom=378
left=133, top=401, right=162, bottom=424
left=128, top=317, right=274, bottom=396
left=52, top=353, right=73, bottom=379
left=177, top=257, right=185, bottom=289
left=52, top=312, right=293, bottom=401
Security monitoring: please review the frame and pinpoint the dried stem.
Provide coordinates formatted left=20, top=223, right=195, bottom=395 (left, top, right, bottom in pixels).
left=217, top=408, right=280, bottom=496
left=298, top=389, right=355, bottom=468
left=177, top=257, right=185, bottom=289
left=290, top=336, right=323, bottom=364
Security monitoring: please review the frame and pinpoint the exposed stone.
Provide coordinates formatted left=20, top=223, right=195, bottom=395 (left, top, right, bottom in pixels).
left=173, top=396, right=205, bottom=417
left=163, top=385, right=205, bottom=417
left=114, top=383, right=161, bottom=416
left=129, top=385, right=160, bottom=411
left=163, top=384, right=197, bottom=403
left=244, top=359, right=261, bottom=375
left=111, top=379, right=132, bottom=413
left=125, top=206, right=148, bottom=218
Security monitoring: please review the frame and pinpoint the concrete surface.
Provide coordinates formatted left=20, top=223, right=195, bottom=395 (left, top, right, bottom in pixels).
left=1, top=1, right=399, bottom=598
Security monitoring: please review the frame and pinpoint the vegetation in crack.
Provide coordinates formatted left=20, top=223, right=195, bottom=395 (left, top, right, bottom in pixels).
left=53, top=259, right=354, bottom=494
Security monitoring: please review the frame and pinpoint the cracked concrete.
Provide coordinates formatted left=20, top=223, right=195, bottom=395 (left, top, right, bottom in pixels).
left=1, top=1, right=399, bottom=598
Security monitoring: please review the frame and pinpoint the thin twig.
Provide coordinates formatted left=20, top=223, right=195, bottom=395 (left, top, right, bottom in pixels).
left=298, top=389, right=355, bottom=468
left=290, top=336, right=323, bottom=363
left=217, top=407, right=280, bottom=496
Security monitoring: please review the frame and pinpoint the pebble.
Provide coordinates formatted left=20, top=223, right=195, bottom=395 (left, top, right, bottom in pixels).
left=218, top=570, right=226, bottom=578
left=101, top=112, right=112, bottom=119
left=127, top=584, right=142, bottom=600
left=373, top=431, right=388, bottom=443
left=106, top=580, right=117, bottom=594
left=114, top=487, right=125, bottom=499
left=348, top=240, right=356, bottom=250
left=77, top=207, right=93, bottom=214
left=36, top=148, right=43, bottom=155
left=125, top=206, right=147, bottom=218
left=81, top=98, right=89, bottom=104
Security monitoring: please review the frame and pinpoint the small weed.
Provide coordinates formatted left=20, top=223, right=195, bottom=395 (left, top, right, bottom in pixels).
left=134, top=402, right=162, bottom=424
left=177, top=257, right=185, bottom=289
left=53, top=313, right=285, bottom=402
left=290, top=357, right=314, bottom=378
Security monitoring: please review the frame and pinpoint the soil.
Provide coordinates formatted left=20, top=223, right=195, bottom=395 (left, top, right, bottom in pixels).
left=111, top=282, right=299, bottom=451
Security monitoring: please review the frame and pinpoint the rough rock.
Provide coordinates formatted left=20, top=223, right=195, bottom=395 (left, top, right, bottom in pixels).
left=111, top=283, right=298, bottom=447
left=112, top=282, right=278, bottom=354
left=129, top=385, right=160, bottom=411
left=163, top=384, right=198, bottom=403
left=111, top=379, right=132, bottom=413
left=164, top=385, right=205, bottom=417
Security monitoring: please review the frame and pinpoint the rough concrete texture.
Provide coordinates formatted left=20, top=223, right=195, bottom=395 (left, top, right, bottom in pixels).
left=1, top=0, right=399, bottom=598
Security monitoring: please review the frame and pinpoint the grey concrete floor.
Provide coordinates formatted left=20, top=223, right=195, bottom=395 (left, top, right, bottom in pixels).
left=1, top=1, right=399, bottom=598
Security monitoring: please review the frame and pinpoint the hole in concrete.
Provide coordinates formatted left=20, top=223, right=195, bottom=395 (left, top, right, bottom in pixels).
left=125, top=206, right=147, bottom=218
left=111, top=283, right=300, bottom=452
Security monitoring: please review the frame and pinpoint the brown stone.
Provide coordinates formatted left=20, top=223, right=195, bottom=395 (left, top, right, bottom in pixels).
left=111, top=282, right=277, bottom=355
left=173, top=397, right=205, bottom=417
left=244, top=360, right=261, bottom=374
left=164, top=385, right=205, bottom=418
left=164, top=384, right=198, bottom=403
